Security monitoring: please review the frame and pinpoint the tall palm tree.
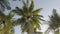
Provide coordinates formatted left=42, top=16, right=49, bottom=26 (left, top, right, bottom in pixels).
left=46, top=9, right=60, bottom=34
left=0, top=11, right=14, bottom=34
left=12, top=0, right=43, bottom=34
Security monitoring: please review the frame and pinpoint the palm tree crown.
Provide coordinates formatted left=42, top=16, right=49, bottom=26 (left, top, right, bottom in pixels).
left=49, top=9, right=60, bottom=30
left=12, top=0, right=43, bottom=34
left=46, top=9, right=60, bottom=34
left=0, top=11, right=14, bottom=34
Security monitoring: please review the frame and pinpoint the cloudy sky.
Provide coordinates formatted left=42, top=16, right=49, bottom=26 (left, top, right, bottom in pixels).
left=4, top=0, right=60, bottom=34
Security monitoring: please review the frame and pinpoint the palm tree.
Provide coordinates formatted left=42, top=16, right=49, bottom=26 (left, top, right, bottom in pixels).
left=46, top=9, right=60, bottom=34
left=12, top=0, right=43, bottom=34
left=0, top=11, right=14, bottom=34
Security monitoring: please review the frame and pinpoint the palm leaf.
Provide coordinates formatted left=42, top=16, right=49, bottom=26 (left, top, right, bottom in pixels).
left=7, top=11, right=14, bottom=20
left=31, top=16, right=41, bottom=29
left=29, top=0, right=34, bottom=12
left=12, top=7, right=24, bottom=16
left=22, top=0, right=27, bottom=6
left=32, top=8, right=42, bottom=15
left=0, top=0, right=11, bottom=11
left=33, top=15, right=43, bottom=17
left=23, top=5, right=28, bottom=14
left=22, top=22, right=29, bottom=32
left=0, top=11, right=6, bottom=19
left=0, top=2, right=5, bottom=11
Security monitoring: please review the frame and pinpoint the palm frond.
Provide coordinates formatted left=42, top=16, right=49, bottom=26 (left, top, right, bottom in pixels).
left=22, top=4, right=28, bottom=14
left=0, top=2, right=5, bottom=11
left=22, top=0, right=27, bottom=6
left=0, top=0, right=11, bottom=11
left=0, top=11, right=6, bottom=19
left=22, top=22, right=29, bottom=32
left=12, top=7, right=24, bottom=16
left=16, top=17, right=26, bottom=25
left=29, top=0, right=34, bottom=12
left=33, top=15, right=43, bottom=17
left=31, top=16, right=41, bottom=29
left=32, top=8, right=42, bottom=15
left=7, top=11, right=14, bottom=20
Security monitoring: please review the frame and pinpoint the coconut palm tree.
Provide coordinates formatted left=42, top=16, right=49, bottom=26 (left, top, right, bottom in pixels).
left=46, top=9, right=60, bottom=34
left=12, top=0, right=43, bottom=34
left=0, top=11, right=14, bottom=34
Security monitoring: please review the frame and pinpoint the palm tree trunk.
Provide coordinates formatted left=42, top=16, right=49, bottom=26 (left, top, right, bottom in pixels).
left=59, top=27, right=60, bottom=34
left=28, top=22, right=34, bottom=34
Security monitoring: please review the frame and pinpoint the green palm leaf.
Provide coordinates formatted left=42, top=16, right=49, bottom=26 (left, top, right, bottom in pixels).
left=12, top=7, right=24, bottom=16
left=29, top=0, right=34, bottom=12
left=32, top=8, right=42, bottom=15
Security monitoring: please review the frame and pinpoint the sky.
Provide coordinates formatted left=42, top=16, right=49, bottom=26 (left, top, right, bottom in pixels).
left=4, top=0, right=60, bottom=34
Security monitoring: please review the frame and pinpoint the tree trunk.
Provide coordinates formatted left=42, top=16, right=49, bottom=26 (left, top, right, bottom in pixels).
left=28, top=22, right=34, bottom=34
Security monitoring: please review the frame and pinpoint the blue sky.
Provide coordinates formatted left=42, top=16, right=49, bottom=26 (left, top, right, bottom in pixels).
left=4, top=0, right=60, bottom=34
